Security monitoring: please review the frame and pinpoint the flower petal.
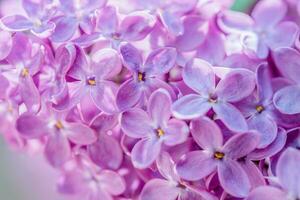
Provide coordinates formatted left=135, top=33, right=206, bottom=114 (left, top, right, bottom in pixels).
left=90, top=81, right=118, bottom=114
left=116, top=79, right=142, bottom=111
left=218, top=159, right=251, bottom=198
left=156, top=152, right=180, bottom=182
left=173, top=15, right=208, bottom=52
left=98, top=170, right=126, bottom=195
left=44, top=133, right=71, bottom=168
left=31, top=21, right=56, bottom=38
left=121, top=108, right=153, bottom=138
left=50, top=16, right=78, bottom=42
left=163, top=119, right=189, bottom=146
left=0, top=31, right=12, bottom=60
left=222, top=131, right=260, bottom=159
left=190, top=117, right=223, bottom=150
left=172, top=94, right=211, bottom=119
left=182, top=58, right=215, bottom=94
left=240, top=160, right=265, bottom=188
left=216, top=69, right=255, bottom=102
left=213, top=102, right=248, bottom=132
left=252, top=0, right=287, bottom=28
left=217, top=10, right=254, bottom=33
left=16, top=113, right=48, bottom=138
left=276, top=147, right=300, bottom=196
left=248, top=114, right=277, bottom=148
left=131, top=137, right=161, bottom=169
left=64, top=123, right=96, bottom=145
left=176, top=151, right=217, bottom=181
left=266, top=22, right=298, bottom=50
left=88, top=133, right=123, bottom=170
left=140, top=179, right=180, bottom=200
left=273, top=85, right=300, bottom=114
left=273, top=47, right=300, bottom=84
left=148, top=89, right=172, bottom=127
left=96, top=6, right=118, bottom=34
left=0, top=74, right=9, bottom=99
left=91, top=48, right=122, bottom=79
left=119, top=43, right=142, bottom=71
left=245, top=186, right=286, bottom=200
left=144, top=47, right=177, bottom=75
left=0, top=15, right=33, bottom=31
left=120, top=11, right=155, bottom=41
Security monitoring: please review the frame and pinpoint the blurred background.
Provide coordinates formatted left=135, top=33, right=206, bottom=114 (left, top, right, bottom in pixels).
left=0, top=0, right=255, bottom=199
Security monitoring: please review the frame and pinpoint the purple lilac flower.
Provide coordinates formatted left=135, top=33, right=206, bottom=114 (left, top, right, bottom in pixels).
left=116, top=43, right=177, bottom=110
left=0, top=0, right=56, bottom=38
left=121, top=89, right=189, bottom=168
left=172, top=58, right=255, bottom=132
left=217, top=0, right=298, bottom=59
left=175, top=117, right=259, bottom=197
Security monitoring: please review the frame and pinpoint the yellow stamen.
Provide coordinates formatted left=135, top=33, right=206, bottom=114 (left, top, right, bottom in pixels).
left=156, top=128, right=165, bottom=137
left=55, top=121, right=64, bottom=129
left=21, top=68, right=29, bottom=77
left=138, top=72, right=145, bottom=82
left=214, top=151, right=225, bottom=160
left=255, top=105, right=264, bottom=113
left=88, top=79, right=96, bottom=85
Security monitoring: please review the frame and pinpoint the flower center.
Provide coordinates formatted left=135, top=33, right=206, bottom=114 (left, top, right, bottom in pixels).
left=156, top=128, right=165, bottom=137
left=138, top=72, right=146, bottom=82
left=208, top=94, right=217, bottom=103
left=214, top=151, right=225, bottom=160
left=54, top=121, right=64, bottom=129
left=255, top=105, right=264, bottom=113
left=87, top=77, right=96, bottom=86
left=21, top=68, right=29, bottom=77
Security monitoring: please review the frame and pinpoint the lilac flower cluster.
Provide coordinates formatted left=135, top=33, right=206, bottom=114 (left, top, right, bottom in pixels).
left=1, top=0, right=300, bottom=199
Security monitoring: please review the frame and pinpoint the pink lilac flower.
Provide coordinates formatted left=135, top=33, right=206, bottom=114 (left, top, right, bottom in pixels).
left=217, top=0, right=298, bottom=59
left=0, top=0, right=56, bottom=38
left=121, top=89, right=189, bottom=168
left=175, top=117, right=260, bottom=197
left=172, top=58, right=255, bottom=132
left=116, top=43, right=177, bottom=110
left=16, top=105, right=96, bottom=167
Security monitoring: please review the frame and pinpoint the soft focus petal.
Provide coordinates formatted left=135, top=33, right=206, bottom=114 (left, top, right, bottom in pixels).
left=172, top=94, right=211, bottom=119
left=98, top=170, right=126, bottom=195
left=88, top=133, right=123, bottom=170
left=64, top=123, right=96, bottom=145
left=96, top=6, right=118, bottom=34
left=50, top=16, right=78, bottom=42
left=116, top=79, right=142, bottom=111
left=276, top=147, right=300, bottom=196
left=252, top=0, right=287, bottom=28
left=91, top=48, right=122, bottom=79
left=44, top=134, right=71, bottom=168
left=163, top=119, right=189, bottom=146
left=222, top=131, right=260, bottom=159
left=213, top=102, right=248, bottom=132
left=31, top=21, right=56, bottom=38
left=0, top=74, right=9, bottom=99
left=120, top=11, right=155, bottom=41
left=156, top=152, right=180, bottom=182
left=0, top=15, right=33, bottom=31
left=218, top=159, right=251, bottom=198
left=245, top=186, right=286, bottom=200
left=190, top=117, right=223, bottom=150
left=121, top=108, right=153, bottom=138
left=131, top=137, right=161, bottom=169
left=176, top=151, right=216, bottom=181
left=266, top=22, right=298, bottom=50
left=273, top=47, right=300, bottom=84
left=216, top=69, right=255, bottom=102
left=160, top=11, right=183, bottom=36
left=0, top=31, right=12, bottom=60
left=144, top=47, right=177, bottom=75
left=148, top=89, right=171, bottom=127
left=140, top=179, right=180, bottom=200
left=256, top=63, right=273, bottom=101
left=16, top=113, right=48, bottom=138
left=217, top=10, right=254, bottom=33
left=273, top=85, right=300, bottom=114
